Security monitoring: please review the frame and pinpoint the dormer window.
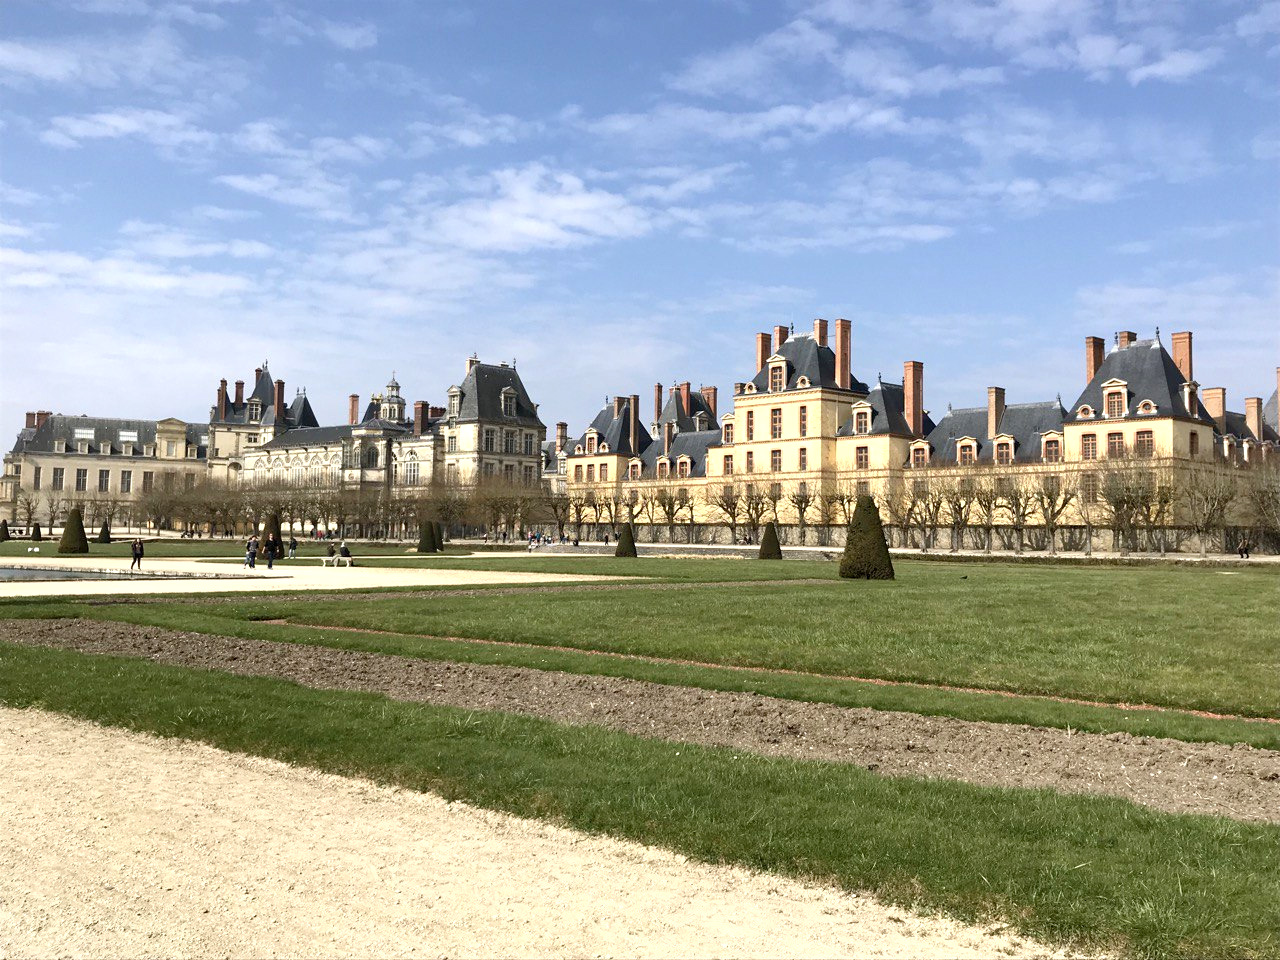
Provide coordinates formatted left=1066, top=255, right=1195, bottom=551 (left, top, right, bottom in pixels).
left=958, top=443, right=976, bottom=465
left=743, top=383, right=757, bottom=394
left=54, top=439, right=67, bottom=453
left=599, top=443, right=609, bottom=454
left=574, top=444, right=583, bottom=455
left=855, top=410, right=870, bottom=435
left=502, top=393, right=516, bottom=417
left=677, top=458, right=690, bottom=478
left=658, top=460, right=670, bottom=479
left=1138, top=400, right=1156, bottom=415
left=248, top=399, right=262, bottom=421
left=1105, top=390, right=1126, bottom=419
left=796, top=376, right=811, bottom=388
left=1077, top=405, right=1094, bottom=419
left=628, top=462, right=641, bottom=480
left=448, top=390, right=460, bottom=418
left=1043, top=438, right=1062, bottom=463
left=723, top=423, right=734, bottom=444
left=769, top=365, right=785, bottom=392
left=586, top=434, right=597, bottom=455
left=911, top=446, right=928, bottom=468
left=995, top=441, right=1013, bottom=465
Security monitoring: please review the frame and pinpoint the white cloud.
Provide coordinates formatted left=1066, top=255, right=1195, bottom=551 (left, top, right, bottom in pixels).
left=118, top=221, right=273, bottom=259
left=214, top=172, right=354, bottom=220
left=320, top=20, right=377, bottom=51
left=258, top=12, right=377, bottom=50
left=666, top=18, right=838, bottom=99
left=1127, top=48, right=1222, bottom=84
left=1237, top=2, right=1280, bottom=41
left=41, top=108, right=216, bottom=153
left=0, top=245, right=254, bottom=296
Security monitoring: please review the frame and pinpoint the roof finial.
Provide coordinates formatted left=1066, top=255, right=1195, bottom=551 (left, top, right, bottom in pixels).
left=512, top=356, right=517, bottom=367
left=1154, top=326, right=1160, bottom=342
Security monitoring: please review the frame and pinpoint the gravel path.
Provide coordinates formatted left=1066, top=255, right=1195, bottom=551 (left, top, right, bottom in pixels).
left=0, top=707, right=1075, bottom=959
left=5, top=618, right=1278, bottom=823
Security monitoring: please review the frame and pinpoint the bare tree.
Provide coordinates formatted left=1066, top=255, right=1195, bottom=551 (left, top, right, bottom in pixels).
left=705, top=481, right=744, bottom=542
left=741, top=483, right=769, bottom=543
left=1000, top=473, right=1036, bottom=554
left=937, top=474, right=975, bottom=553
left=1032, top=472, right=1076, bottom=556
left=786, top=481, right=816, bottom=544
left=909, top=478, right=944, bottom=552
left=1178, top=464, right=1238, bottom=558
left=969, top=469, right=1001, bottom=553
left=1244, top=460, right=1280, bottom=549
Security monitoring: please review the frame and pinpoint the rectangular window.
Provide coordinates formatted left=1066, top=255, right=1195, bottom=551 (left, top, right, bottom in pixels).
left=770, top=408, right=782, bottom=440
left=769, top=366, right=784, bottom=392
left=120, top=470, right=132, bottom=494
left=599, top=464, right=609, bottom=482
left=524, top=433, right=536, bottom=456
left=32, top=466, right=41, bottom=490
left=185, top=474, right=196, bottom=491
left=1043, top=439, right=1061, bottom=463
left=586, top=436, right=596, bottom=454
left=723, top=455, right=733, bottom=475
left=447, top=435, right=457, bottom=453
left=629, top=463, right=640, bottom=480
left=799, top=405, right=808, bottom=437
left=746, top=411, right=754, bottom=441
left=504, top=464, right=514, bottom=481
left=502, top=395, right=515, bottom=417
left=856, top=480, right=870, bottom=498
left=52, top=467, right=64, bottom=491
left=678, top=460, right=689, bottom=478
left=142, top=471, right=154, bottom=492
left=574, top=465, right=583, bottom=482
left=483, top=429, right=495, bottom=453
left=1081, top=434, right=1097, bottom=460
left=798, top=447, right=808, bottom=471
left=1107, top=432, right=1125, bottom=458
left=911, top=447, right=927, bottom=468
left=770, top=449, right=782, bottom=472
left=165, top=441, right=176, bottom=457
left=995, top=442, right=1012, bottom=466
left=586, top=464, right=595, bottom=482
left=856, top=446, right=869, bottom=470
left=746, top=451, right=754, bottom=473
left=118, top=429, right=138, bottom=444
left=504, top=430, right=517, bottom=454
left=723, top=423, right=734, bottom=444
left=1106, top=392, right=1125, bottom=418
left=75, top=468, right=87, bottom=492
left=855, top=410, right=870, bottom=434
left=1135, top=430, right=1154, bottom=458
left=1081, top=472, right=1099, bottom=502
left=524, top=465, right=535, bottom=484
left=484, top=462, right=496, bottom=477
left=98, top=468, right=110, bottom=492
left=1189, top=431, right=1200, bottom=457
left=959, top=445, right=976, bottom=465
left=163, top=473, right=175, bottom=491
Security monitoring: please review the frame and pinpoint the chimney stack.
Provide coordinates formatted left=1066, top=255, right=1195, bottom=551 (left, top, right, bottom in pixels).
left=1117, top=331, right=1137, bottom=349
left=988, top=387, right=1006, bottom=440
left=678, top=381, right=691, bottom=416
left=834, top=318, right=851, bottom=390
left=35, top=411, right=51, bottom=429
left=664, top=421, right=674, bottom=457
left=1085, top=336, right=1105, bottom=384
left=217, top=379, right=228, bottom=421
left=1171, top=331, right=1193, bottom=383
left=813, top=318, right=828, bottom=347
left=773, top=324, right=788, bottom=353
left=349, top=394, right=360, bottom=425
left=700, top=385, right=717, bottom=419
left=413, top=401, right=427, bottom=435
left=654, top=382, right=663, bottom=425
left=254, top=367, right=262, bottom=386
left=733, top=382, right=745, bottom=396
left=613, top=396, right=626, bottom=419
left=555, top=421, right=568, bottom=453
left=903, top=361, right=924, bottom=436
left=1203, top=387, right=1226, bottom=433
left=629, top=396, right=639, bottom=451
left=273, top=380, right=286, bottom=429
left=1246, top=397, right=1264, bottom=441
left=234, top=380, right=245, bottom=405
left=466, top=356, right=480, bottom=373
left=24, top=411, right=35, bottom=429
left=755, top=332, right=770, bottom=372
left=429, top=406, right=445, bottom=419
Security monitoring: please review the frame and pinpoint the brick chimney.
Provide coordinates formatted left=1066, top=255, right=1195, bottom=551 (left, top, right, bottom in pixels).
left=254, top=366, right=262, bottom=385
left=678, top=382, right=691, bottom=417
left=429, top=406, right=445, bottom=419
left=1117, top=331, right=1136, bottom=349
left=35, top=411, right=51, bottom=429
left=773, top=324, right=788, bottom=353
left=664, top=421, right=675, bottom=457
left=903, top=361, right=924, bottom=436
left=628, top=396, right=640, bottom=451
left=1246, top=397, right=1264, bottom=441
left=24, top=411, right=35, bottom=429
left=349, top=394, right=360, bottom=425
left=556, top=421, right=569, bottom=453
left=988, top=386, right=1006, bottom=439
left=834, top=319, right=851, bottom=390
left=413, top=401, right=426, bottom=435
left=273, top=380, right=287, bottom=429
left=613, top=396, right=626, bottom=419
left=755, top=332, right=770, bottom=372
left=217, top=379, right=228, bottom=421
left=700, top=385, right=717, bottom=419
left=813, top=318, right=828, bottom=347
left=1171, top=331, right=1193, bottom=383
left=1085, top=336, right=1105, bottom=384
left=234, top=380, right=245, bottom=405
left=466, top=356, right=481, bottom=373
left=653, top=382, right=663, bottom=424
left=1203, top=387, right=1226, bottom=433
left=733, top=382, right=745, bottom=396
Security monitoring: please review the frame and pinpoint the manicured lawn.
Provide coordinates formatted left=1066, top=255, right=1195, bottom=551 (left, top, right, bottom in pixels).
left=192, top=561, right=1279, bottom=719
left=1, top=641, right=1275, bottom=960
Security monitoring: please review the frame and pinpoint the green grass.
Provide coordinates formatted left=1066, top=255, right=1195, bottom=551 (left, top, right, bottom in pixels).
left=186, top=560, right=1279, bottom=719
left=1, top=641, right=1275, bottom=960
left=0, top=538, right=469, bottom=560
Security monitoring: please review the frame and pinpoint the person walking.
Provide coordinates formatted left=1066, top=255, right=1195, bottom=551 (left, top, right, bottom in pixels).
left=288, top=535, right=298, bottom=560
left=246, top=535, right=258, bottom=569
left=130, top=538, right=144, bottom=572
left=265, top=534, right=277, bottom=570
left=1238, top=535, right=1251, bottom=560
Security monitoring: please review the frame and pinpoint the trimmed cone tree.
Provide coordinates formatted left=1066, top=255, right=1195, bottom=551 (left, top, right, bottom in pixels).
left=31, top=522, right=42, bottom=542
left=418, top=521, right=438, bottom=553
left=615, top=522, right=638, bottom=558
left=96, top=521, right=112, bottom=544
left=758, top=522, right=783, bottom=559
left=58, top=507, right=90, bottom=554
left=0, top=519, right=9, bottom=542
left=840, top=495, right=895, bottom=580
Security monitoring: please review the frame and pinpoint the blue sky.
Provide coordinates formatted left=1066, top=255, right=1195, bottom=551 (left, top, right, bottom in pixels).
left=2, top=0, right=1277, bottom=437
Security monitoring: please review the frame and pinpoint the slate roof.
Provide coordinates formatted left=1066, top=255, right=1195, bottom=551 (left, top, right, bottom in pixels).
left=639, top=427, right=723, bottom=479
left=212, top=365, right=319, bottom=431
left=1222, top=409, right=1280, bottom=444
left=8, top=415, right=207, bottom=458
left=656, top=389, right=719, bottom=432
left=1066, top=339, right=1213, bottom=424
left=572, top=397, right=652, bottom=457
left=1265, top=388, right=1278, bottom=434
left=453, top=362, right=544, bottom=428
left=258, top=425, right=355, bottom=450
left=748, top=332, right=868, bottom=394
left=837, top=380, right=935, bottom=438
left=927, top=399, right=1066, bottom=464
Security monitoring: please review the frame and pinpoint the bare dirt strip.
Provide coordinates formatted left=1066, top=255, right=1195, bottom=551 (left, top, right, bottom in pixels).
left=1, top=707, right=1078, bottom=960
left=6, top=618, right=1278, bottom=823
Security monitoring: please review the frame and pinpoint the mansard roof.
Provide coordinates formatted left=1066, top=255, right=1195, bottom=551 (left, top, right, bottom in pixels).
left=213, top=364, right=319, bottom=431
left=258, top=425, right=354, bottom=450
left=1222, top=409, right=1280, bottom=444
left=573, top=397, right=652, bottom=457
left=9, top=414, right=206, bottom=458
left=1265, top=388, right=1278, bottom=434
left=454, top=362, right=543, bottom=427
left=748, top=332, right=868, bottom=394
left=927, top=399, right=1066, bottom=464
left=1067, top=338, right=1213, bottom=424
left=639, top=427, right=722, bottom=478
left=837, top=380, right=934, bottom=438
left=657, top=388, right=718, bottom=432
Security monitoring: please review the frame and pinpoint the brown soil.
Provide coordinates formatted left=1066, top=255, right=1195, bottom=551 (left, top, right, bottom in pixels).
left=6, top=617, right=1279, bottom=823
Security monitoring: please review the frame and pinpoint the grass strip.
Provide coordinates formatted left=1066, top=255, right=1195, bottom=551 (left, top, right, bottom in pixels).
left=77, top=603, right=1280, bottom=749
left=1, top=641, right=1276, bottom=960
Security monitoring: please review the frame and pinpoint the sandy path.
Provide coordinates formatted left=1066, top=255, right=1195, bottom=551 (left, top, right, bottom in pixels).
left=7, top=618, right=1277, bottom=824
left=0, top=708, right=1069, bottom=960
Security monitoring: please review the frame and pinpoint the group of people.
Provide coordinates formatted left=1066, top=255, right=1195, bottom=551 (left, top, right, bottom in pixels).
left=526, top=531, right=579, bottom=551
left=243, top=533, right=299, bottom=569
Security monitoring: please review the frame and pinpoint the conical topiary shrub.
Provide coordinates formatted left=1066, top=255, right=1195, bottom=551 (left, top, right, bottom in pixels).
left=96, top=521, right=112, bottom=544
left=840, top=495, right=894, bottom=580
left=0, top=519, right=9, bottom=542
left=434, top=521, right=446, bottom=551
left=758, top=522, right=783, bottom=559
left=614, top=522, right=638, bottom=558
left=58, top=507, right=90, bottom=554
left=31, top=522, right=42, bottom=541
left=418, top=521, right=437, bottom=553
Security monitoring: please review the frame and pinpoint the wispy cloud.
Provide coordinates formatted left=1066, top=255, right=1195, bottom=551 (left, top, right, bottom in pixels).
left=41, top=107, right=216, bottom=154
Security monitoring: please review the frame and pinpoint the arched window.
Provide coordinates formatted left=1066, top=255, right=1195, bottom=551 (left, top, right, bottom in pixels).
left=364, top=445, right=379, bottom=468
